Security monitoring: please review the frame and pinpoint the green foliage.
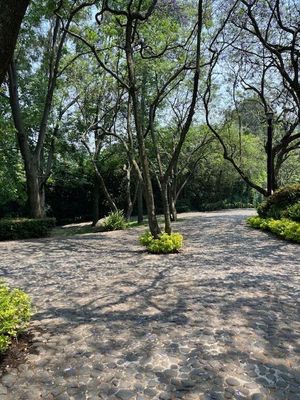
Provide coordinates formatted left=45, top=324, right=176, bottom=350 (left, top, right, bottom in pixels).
left=285, top=202, right=300, bottom=222
left=0, top=282, right=32, bottom=352
left=139, top=231, right=154, bottom=247
left=257, top=184, right=300, bottom=218
left=247, top=216, right=300, bottom=243
left=101, top=210, right=127, bottom=231
left=139, top=231, right=183, bottom=254
left=0, top=218, right=56, bottom=241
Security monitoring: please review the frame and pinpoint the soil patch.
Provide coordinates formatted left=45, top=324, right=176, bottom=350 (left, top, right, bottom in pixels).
left=0, top=332, right=34, bottom=375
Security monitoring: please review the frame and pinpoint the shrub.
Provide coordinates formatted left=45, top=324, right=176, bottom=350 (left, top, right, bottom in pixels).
left=0, top=218, right=56, bottom=241
left=257, top=184, right=300, bottom=218
left=139, top=231, right=183, bottom=254
left=285, top=202, right=300, bottom=222
left=101, top=210, right=127, bottom=231
left=0, top=282, right=32, bottom=352
left=247, top=216, right=300, bottom=243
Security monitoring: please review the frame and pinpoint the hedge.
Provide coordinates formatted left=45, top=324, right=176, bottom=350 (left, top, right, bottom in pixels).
left=0, top=218, right=56, bottom=241
left=247, top=216, right=300, bottom=243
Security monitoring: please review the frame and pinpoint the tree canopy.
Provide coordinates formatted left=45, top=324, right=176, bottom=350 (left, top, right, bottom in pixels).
left=0, top=0, right=299, bottom=235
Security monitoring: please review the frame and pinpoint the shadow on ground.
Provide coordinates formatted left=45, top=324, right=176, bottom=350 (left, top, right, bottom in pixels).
left=0, top=210, right=299, bottom=400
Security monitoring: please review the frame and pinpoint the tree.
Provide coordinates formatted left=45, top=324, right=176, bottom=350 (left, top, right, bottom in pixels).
left=203, top=0, right=300, bottom=197
left=7, top=1, right=93, bottom=218
left=64, top=0, right=204, bottom=236
left=0, top=0, right=30, bottom=85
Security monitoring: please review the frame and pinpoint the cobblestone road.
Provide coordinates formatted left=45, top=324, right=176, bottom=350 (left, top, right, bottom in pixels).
left=0, top=210, right=299, bottom=400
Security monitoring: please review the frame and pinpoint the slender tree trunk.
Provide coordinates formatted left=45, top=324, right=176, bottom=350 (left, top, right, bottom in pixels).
left=161, top=181, right=172, bottom=234
left=169, top=172, right=178, bottom=222
left=92, top=179, right=100, bottom=226
left=126, top=164, right=133, bottom=221
left=125, top=18, right=160, bottom=237
left=272, top=164, right=277, bottom=192
left=8, top=62, right=46, bottom=218
left=169, top=185, right=177, bottom=222
left=94, top=168, right=118, bottom=212
left=137, top=181, right=144, bottom=224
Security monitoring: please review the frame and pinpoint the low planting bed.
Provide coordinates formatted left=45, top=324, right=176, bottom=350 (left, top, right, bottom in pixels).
left=247, top=216, right=300, bottom=243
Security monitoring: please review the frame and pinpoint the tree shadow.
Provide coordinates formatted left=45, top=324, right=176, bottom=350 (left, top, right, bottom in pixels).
left=0, top=210, right=299, bottom=399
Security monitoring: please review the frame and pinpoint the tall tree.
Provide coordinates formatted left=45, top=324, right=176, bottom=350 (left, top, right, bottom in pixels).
left=8, top=1, right=93, bottom=218
left=203, top=0, right=300, bottom=197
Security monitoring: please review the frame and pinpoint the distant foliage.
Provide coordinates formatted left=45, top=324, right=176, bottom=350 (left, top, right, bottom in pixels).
left=140, top=231, right=183, bottom=254
left=101, top=210, right=127, bottom=231
left=0, top=282, right=31, bottom=352
left=257, top=184, right=300, bottom=219
left=247, top=216, right=300, bottom=244
left=198, top=200, right=254, bottom=212
left=0, top=218, right=56, bottom=241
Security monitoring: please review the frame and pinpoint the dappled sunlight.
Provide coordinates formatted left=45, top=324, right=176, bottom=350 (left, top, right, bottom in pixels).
left=0, top=210, right=299, bottom=399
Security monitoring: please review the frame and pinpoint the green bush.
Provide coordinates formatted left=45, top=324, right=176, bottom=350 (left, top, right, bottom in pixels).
left=257, top=184, right=300, bottom=218
left=101, top=210, right=127, bottom=231
left=139, top=231, right=183, bottom=254
left=0, top=282, right=32, bottom=352
left=247, top=216, right=300, bottom=243
left=285, top=202, right=300, bottom=222
left=0, top=218, right=56, bottom=241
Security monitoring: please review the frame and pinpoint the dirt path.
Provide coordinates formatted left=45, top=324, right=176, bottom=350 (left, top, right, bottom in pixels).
left=0, top=209, right=299, bottom=400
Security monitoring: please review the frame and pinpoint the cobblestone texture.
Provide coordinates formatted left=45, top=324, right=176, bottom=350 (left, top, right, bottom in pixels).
left=0, top=209, right=299, bottom=400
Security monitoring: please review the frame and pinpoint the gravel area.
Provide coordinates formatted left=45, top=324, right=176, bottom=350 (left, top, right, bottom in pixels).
left=0, top=209, right=299, bottom=400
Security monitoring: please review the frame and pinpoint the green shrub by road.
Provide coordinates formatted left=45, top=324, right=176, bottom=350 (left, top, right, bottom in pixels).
left=247, top=216, right=300, bottom=243
left=0, top=282, right=32, bottom=352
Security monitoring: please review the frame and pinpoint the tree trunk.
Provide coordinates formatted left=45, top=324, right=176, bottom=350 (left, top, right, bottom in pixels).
left=125, top=19, right=160, bottom=238
left=169, top=187, right=177, bottom=222
left=27, top=170, right=45, bottom=218
left=0, top=0, right=29, bottom=85
left=92, top=179, right=100, bottom=226
left=137, top=181, right=144, bottom=224
left=94, top=166, right=118, bottom=212
left=169, top=176, right=178, bottom=222
left=126, top=164, right=133, bottom=221
left=161, top=181, right=172, bottom=234
left=170, top=200, right=177, bottom=222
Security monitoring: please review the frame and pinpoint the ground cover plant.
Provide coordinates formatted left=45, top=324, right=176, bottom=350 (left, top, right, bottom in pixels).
left=247, top=216, right=300, bottom=243
left=0, top=281, right=31, bottom=353
left=139, top=231, right=183, bottom=254
left=248, top=185, right=300, bottom=244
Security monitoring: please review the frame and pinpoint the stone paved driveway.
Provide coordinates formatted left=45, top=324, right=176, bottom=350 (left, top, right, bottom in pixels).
left=0, top=209, right=300, bottom=400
